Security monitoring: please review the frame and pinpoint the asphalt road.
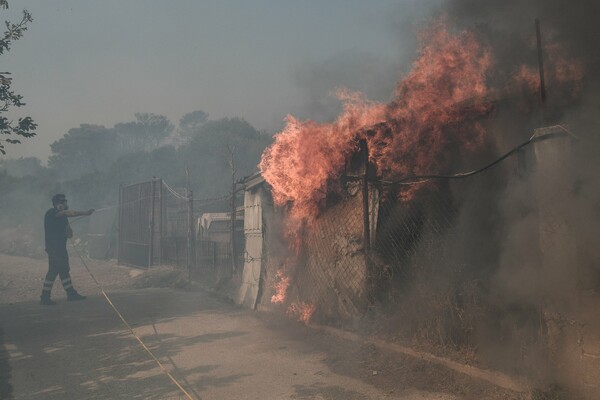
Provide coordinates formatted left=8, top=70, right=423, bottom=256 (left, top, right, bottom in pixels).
left=0, top=254, right=512, bottom=400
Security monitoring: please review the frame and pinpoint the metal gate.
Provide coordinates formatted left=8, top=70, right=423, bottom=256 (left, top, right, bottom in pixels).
left=117, top=178, right=162, bottom=267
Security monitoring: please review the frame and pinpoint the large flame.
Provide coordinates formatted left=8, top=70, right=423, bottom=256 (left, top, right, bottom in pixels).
left=260, top=17, right=585, bottom=326
left=260, top=93, right=386, bottom=226
left=260, top=20, right=494, bottom=226
left=260, top=17, right=584, bottom=239
left=511, top=41, right=584, bottom=100
left=367, top=19, right=494, bottom=191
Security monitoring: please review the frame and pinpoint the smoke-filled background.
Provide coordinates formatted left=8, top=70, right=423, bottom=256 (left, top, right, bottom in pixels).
left=1, top=0, right=600, bottom=397
left=0, top=0, right=440, bottom=255
left=255, top=0, right=600, bottom=396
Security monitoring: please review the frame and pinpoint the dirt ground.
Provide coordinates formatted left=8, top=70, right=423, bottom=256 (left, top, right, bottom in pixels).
left=0, top=252, right=535, bottom=399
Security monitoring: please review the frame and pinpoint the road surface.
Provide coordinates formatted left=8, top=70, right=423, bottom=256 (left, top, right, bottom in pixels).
left=0, top=254, right=521, bottom=399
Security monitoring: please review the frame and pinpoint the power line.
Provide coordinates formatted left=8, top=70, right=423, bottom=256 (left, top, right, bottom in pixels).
left=380, top=126, right=573, bottom=187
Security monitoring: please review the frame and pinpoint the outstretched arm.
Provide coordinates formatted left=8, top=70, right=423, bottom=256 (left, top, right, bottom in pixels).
left=57, top=209, right=95, bottom=218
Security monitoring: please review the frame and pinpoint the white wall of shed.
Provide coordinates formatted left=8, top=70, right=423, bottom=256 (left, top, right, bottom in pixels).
left=237, top=188, right=264, bottom=309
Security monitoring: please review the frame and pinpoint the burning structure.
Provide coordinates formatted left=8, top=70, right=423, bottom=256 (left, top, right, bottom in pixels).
left=237, top=8, right=600, bottom=398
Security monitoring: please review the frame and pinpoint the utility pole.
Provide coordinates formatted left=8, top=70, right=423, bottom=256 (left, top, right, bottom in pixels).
left=228, top=145, right=237, bottom=275
left=149, top=177, right=157, bottom=267
left=535, top=18, right=547, bottom=125
left=185, top=166, right=194, bottom=281
left=117, top=184, right=123, bottom=265
left=187, top=189, right=194, bottom=281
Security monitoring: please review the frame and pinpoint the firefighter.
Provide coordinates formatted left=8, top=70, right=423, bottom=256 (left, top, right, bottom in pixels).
left=40, top=194, right=94, bottom=305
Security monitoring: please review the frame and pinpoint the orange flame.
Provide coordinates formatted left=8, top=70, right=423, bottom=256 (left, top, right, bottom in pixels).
left=367, top=19, right=493, bottom=191
left=260, top=18, right=585, bottom=244
left=271, top=269, right=290, bottom=304
left=286, top=302, right=316, bottom=324
left=511, top=41, right=584, bottom=99
left=260, top=92, right=386, bottom=227
left=260, top=19, right=494, bottom=227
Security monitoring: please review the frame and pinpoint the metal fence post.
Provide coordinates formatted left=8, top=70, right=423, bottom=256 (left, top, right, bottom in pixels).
left=149, top=177, right=157, bottom=267
left=359, top=139, right=371, bottom=253
left=187, top=190, right=194, bottom=281
left=359, top=139, right=375, bottom=304
left=231, top=186, right=237, bottom=274
left=158, top=179, right=164, bottom=265
left=117, top=184, right=123, bottom=265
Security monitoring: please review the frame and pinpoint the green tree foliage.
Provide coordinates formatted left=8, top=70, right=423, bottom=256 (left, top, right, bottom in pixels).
left=108, top=145, right=183, bottom=188
left=0, top=0, right=36, bottom=155
left=180, top=117, right=272, bottom=197
left=3, top=114, right=272, bottom=227
left=114, top=113, right=174, bottom=153
left=65, top=117, right=272, bottom=204
left=54, top=145, right=185, bottom=211
left=48, top=124, right=117, bottom=180
left=178, top=110, right=209, bottom=139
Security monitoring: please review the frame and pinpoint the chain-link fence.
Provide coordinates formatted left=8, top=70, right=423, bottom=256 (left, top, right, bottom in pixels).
left=292, top=182, right=372, bottom=321
left=112, top=176, right=245, bottom=289
left=370, top=173, right=505, bottom=351
left=190, top=192, right=244, bottom=285
left=251, top=128, right=600, bottom=382
left=160, top=182, right=190, bottom=266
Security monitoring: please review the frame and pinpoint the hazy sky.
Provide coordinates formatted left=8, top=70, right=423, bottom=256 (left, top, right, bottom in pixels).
left=3, top=0, right=441, bottom=161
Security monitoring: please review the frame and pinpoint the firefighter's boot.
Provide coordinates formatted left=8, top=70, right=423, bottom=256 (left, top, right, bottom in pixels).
left=40, top=296, right=57, bottom=306
left=66, top=290, right=86, bottom=301
left=41, top=278, right=55, bottom=305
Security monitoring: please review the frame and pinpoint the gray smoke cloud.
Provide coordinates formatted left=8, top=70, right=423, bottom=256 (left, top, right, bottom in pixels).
left=293, top=51, right=400, bottom=123
left=442, top=0, right=600, bottom=85
left=432, top=1, right=600, bottom=393
left=292, top=1, right=443, bottom=124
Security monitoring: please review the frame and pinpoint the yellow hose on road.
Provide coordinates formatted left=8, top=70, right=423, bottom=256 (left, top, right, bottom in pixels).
left=70, top=241, right=196, bottom=400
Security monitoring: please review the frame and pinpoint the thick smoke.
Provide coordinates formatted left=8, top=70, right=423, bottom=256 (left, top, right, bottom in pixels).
left=263, top=1, right=600, bottom=395
left=443, top=0, right=600, bottom=88
left=294, top=51, right=400, bottom=123
left=292, top=1, right=443, bottom=124
left=431, top=0, right=600, bottom=394
left=444, top=0, right=600, bottom=51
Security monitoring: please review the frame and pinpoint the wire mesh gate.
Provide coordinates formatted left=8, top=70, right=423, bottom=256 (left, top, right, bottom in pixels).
left=117, top=179, right=162, bottom=267
left=161, top=183, right=192, bottom=266
left=117, top=178, right=192, bottom=267
left=117, top=177, right=237, bottom=271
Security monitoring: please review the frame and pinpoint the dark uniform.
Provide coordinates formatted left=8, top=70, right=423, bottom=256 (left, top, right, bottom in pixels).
left=41, top=208, right=77, bottom=300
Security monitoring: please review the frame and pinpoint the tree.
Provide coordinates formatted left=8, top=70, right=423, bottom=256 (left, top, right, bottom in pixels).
left=178, top=110, right=209, bottom=139
left=48, top=124, right=117, bottom=180
left=105, top=145, right=184, bottom=188
left=180, top=117, right=272, bottom=196
left=114, top=113, right=174, bottom=153
left=0, top=0, right=36, bottom=155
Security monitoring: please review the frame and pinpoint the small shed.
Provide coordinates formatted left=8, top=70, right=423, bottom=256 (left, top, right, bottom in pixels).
left=237, top=172, right=271, bottom=308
